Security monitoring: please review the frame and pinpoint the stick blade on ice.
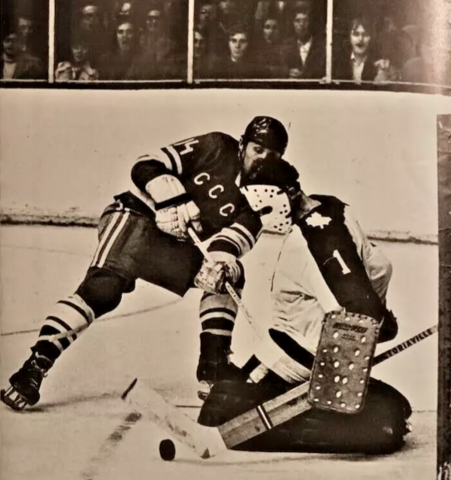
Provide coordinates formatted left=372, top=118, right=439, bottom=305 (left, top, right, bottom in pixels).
left=122, top=378, right=226, bottom=459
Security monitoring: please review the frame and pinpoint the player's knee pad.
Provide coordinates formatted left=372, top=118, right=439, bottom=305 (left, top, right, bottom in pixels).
left=76, top=268, right=134, bottom=317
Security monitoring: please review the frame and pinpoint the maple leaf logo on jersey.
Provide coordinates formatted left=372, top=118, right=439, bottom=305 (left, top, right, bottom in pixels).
left=306, top=212, right=332, bottom=229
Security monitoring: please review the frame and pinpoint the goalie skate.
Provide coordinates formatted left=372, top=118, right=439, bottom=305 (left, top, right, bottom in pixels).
left=1, top=350, right=53, bottom=411
left=196, top=333, right=245, bottom=401
left=197, top=363, right=245, bottom=401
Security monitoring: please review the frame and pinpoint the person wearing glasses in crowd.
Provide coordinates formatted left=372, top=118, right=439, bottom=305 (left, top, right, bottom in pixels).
left=127, top=3, right=181, bottom=80
left=76, top=1, right=107, bottom=66
left=139, top=3, right=176, bottom=60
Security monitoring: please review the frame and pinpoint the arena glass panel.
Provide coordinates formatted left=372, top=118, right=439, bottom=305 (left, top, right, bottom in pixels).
left=192, top=0, right=328, bottom=82
left=1, top=0, right=49, bottom=82
left=54, top=0, right=188, bottom=82
left=332, top=0, right=451, bottom=89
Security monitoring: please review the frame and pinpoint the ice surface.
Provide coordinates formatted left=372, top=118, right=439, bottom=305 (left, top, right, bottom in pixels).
left=0, top=226, right=437, bottom=480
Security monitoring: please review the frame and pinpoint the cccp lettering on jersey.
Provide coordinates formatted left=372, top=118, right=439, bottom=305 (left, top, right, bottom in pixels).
left=194, top=172, right=210, bottom=185
left=220, top=204, right=235, bottom=217
left=209, top=185, right=225, bottom=198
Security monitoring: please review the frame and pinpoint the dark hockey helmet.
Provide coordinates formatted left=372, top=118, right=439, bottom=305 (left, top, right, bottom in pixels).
left=242, top=116, right=289, bottom=155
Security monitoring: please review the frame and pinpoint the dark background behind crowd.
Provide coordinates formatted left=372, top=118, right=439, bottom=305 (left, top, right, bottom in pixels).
left=55, top=0, right=188, bottom=80
left=1, top=0, right=48, bottom=80
left=193, top=0, right=327, bottom=79
left=332, top=0, right=451, bottom=85
left=1, top=0, right=450, bottom=86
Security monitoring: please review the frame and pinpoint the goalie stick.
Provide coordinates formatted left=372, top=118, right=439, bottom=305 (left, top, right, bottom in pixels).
left=123, top=323, right=437, bottom=459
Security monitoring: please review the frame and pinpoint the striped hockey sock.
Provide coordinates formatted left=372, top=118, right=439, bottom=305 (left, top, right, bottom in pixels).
left=35, top=294, right=95, bottom=359
left=199, top=290, right=241, bottom=338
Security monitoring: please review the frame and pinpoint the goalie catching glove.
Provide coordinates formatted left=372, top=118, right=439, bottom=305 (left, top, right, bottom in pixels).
left=194, top=251, right=244, bottom=294
left=145, top=174, right=203, bottom=239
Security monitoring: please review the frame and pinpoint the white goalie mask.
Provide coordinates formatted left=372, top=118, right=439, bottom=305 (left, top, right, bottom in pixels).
left=241, top=185, right=293, bottom=234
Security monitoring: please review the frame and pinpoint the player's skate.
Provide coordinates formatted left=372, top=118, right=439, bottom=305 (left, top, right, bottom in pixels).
left=1, top=349, right=53, bottom=411
left=196, top=332, right=244, bottom=401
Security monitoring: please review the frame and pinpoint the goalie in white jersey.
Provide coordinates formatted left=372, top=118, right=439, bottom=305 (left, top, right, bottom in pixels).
left=250, top=189, right=399, bottom=384
left=199, top=166, right=411, bottom=455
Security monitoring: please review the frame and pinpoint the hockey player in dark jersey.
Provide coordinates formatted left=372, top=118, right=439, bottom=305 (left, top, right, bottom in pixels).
left=198, top=165, right=411, bottom=455
left=1, top=116, right=292, bottom=411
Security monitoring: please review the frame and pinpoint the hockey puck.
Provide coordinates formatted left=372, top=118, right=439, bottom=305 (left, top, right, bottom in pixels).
left=159, top=439, right=176, bottom=461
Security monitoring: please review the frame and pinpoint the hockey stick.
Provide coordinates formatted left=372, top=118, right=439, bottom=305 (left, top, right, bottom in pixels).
left=123, top=324, right=437, bottom=459
left=78, top=227, right=257, bottom=474
left=78, top=381, right=144, bottom=479
left=187, top=227, right=256, bottom=330
left=373, top=323, right=437, bottom=366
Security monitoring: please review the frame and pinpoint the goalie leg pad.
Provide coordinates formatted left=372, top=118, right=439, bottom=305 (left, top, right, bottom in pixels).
left=233, top=378, right=412, bottom=455
left=308, top=311, right=380, bottom=414
left=198, top=379, right=290, bottom=427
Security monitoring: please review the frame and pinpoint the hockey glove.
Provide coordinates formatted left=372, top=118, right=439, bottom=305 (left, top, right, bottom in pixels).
left=378, top=309, right=398, bottom=343
left=194, top=251, right=243, bottom=294
left=145, top=174, right=203, bottom=239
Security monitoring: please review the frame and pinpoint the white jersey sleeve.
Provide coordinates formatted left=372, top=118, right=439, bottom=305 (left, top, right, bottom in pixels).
left=343, top=206, right=393, bottom=302
left=270, top=227, right=341, bottom=351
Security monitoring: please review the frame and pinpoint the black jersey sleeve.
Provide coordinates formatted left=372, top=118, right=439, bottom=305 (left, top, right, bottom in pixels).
left=207, top=197, right=263, bottom=258
left=131, top=132, right=237, bottom=191
left=167, top=132, right=238, bottom=176
left=131, top=157, right=170, bottom=192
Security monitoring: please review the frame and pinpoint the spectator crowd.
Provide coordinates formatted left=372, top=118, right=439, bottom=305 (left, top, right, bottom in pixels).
left=1, top=0, right=450, bottom=86
left=193, top=0, right=451, bottom=84
left=55, top=0, right=188, bottom=81
left=332, top=4, right=451, bottom=85
left=193, top=0, right=327, bottom=79
left=1, top=0, right=48, bottom=80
